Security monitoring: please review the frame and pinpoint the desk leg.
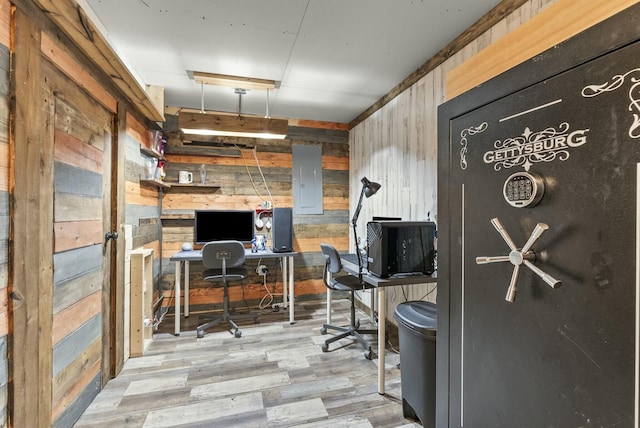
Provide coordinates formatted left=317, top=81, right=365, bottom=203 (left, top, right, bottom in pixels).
left=378, top=287, right=386, bottom=394
left=370, top=288, right=376, bottom=324
left=184, top=261, right=190, bottom=317
left=174, top=260, right=181, bottom=336
left=288, top=256, right=295, bottom=324
left=282, top=258, right=288, bottom=309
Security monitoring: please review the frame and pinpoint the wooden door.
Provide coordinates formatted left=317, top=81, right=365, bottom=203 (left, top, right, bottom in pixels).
left=47, top=59, right=114, bottom=426
left=437, top=5, right=640, bottom=427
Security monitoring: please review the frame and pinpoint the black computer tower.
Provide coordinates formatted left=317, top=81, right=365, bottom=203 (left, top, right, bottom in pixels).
left=366, top=221, right=436, bottom=277
left=271, top=207, right=293, bottom=252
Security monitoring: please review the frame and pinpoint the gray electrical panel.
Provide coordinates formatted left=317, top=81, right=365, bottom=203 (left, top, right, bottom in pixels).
left=292, top=145, right=323, bottom=214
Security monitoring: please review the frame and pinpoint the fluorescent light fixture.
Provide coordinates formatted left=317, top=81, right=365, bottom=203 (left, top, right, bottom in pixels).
left=179, top=111, right=288, bottom=140
left=191, top=71, right=277, bottom=91
left=182, top=128, right=287, bottom=139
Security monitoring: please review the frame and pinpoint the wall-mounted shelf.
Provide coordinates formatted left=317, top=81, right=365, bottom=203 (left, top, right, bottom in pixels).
left=160, top=213, right=195, bottom=221
left=165, top=183, right=220, bottom=191
left=138, top=180, right=220, bottom=191
left=140, top=178, right=171, bottom=189
left=140, top=145, right=166, bottom=161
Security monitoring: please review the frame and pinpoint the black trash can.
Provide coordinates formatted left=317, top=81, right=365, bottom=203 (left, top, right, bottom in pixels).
left=394, top=301, right=437, bottom=427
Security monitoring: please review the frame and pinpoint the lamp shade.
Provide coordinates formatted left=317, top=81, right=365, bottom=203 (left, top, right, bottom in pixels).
left=361, top=177, right=381, bottom=197
left=351, top=176, right=381, bottom=226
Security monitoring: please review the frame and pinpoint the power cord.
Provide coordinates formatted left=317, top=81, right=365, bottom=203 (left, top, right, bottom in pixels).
left=419, top=284, right=437, bottom=301
left=257, top=260, right=284, bottom=310
left=236, top=145, right=275, bottom=207
left=256, top=260, right=271, bottom=309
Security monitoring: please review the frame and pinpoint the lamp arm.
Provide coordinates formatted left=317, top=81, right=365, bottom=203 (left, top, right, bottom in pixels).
left=351, top=186, right=367, bottom=227
left=350, top=186, right=369, bottom=285
left=352, top=221, right=364, bottom=285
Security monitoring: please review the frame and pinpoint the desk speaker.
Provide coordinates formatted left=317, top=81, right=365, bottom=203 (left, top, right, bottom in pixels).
left=272, top=207, right=293, bottom=252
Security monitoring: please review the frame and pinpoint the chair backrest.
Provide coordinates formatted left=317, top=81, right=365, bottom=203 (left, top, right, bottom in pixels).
left=202, top=240, right=246, bottom=271
left=320, top=244, right=344, bottom=290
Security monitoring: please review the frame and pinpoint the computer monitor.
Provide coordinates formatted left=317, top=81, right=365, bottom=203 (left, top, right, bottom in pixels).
left=194, top=210, right=254, bottom=244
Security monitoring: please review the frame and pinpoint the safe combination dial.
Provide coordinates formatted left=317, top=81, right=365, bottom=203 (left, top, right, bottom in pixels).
left=503, top=172, right=544, bottom=208
left=475, top=217, right=561, bottom=302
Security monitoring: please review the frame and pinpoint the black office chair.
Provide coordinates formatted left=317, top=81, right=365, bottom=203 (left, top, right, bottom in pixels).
left=319, top=243, right=377, bottom=359
left=196, top=240, right=259, bottom=338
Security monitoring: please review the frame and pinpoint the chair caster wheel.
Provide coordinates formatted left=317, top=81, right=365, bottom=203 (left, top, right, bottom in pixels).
left=196, top=330, right=204, bottom=339
left=234, top=330, right=242, bottom=338
left=320, top=327, right=327, bottom=335
left=364, top=350, right=373, bottom=360
left=321, top=343, right=328, bottom=352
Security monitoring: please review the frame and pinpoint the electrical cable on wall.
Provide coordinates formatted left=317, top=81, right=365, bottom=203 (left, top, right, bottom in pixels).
left=153, top=293, right=174, bottom=329
left=419, top=284, right=437, bottom=301
left=237, top=145, right=267, bottom=200
left=251, top=148, right=275, bottom=207
left=236, top=144, right=275, bottom=208
left=240, top=279, right=251, bottom=310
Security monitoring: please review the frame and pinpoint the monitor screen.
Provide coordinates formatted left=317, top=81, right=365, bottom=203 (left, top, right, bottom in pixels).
left=194, top=210, right=254, bottom=244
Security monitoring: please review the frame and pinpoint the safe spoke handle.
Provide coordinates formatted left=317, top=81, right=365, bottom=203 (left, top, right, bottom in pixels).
left=505, top=264, right=520, bottom=303
left=523, top=260, right=562, bottom=289
left=521, top=223, right=548, bottom=254
left=475, top=217, right=561, bottom=302
left=475, top=255, right=511, bottom=264
left=490, top=217, right=517, bottom=251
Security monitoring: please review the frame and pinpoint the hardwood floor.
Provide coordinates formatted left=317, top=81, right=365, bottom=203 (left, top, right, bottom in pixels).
left=75, top=299, right=420, bottom=427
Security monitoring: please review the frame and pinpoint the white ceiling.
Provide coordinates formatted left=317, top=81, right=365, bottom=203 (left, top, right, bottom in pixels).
left=84, top=0, right=502, bottom=124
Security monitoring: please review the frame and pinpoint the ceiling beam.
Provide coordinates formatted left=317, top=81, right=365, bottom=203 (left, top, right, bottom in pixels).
left=349, top=0, right=530, bottom=129
left=192, top=71, right=276, bottom=91
left=30, top=0, right=165, bottom=122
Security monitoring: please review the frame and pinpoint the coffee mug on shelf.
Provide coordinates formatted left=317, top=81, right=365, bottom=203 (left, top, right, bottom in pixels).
left=178, top=170, right=193, bottom=184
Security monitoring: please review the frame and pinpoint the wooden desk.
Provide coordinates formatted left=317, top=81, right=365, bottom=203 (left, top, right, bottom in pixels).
left=341, top=255, right=437, bottom=395
left=170, top=249, right=297, bottom=335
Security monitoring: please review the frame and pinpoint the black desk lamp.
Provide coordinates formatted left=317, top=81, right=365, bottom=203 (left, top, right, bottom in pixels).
left=351, top=177, right=381, bottom=281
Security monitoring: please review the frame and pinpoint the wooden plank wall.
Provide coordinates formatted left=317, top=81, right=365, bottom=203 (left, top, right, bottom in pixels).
left=125, top=112, right=161, bottom=290
left=0, top=0, right=8, bottom=425
left=349, top=0, right=558, bottom=323
left=160, top=115, right=350, bottom=312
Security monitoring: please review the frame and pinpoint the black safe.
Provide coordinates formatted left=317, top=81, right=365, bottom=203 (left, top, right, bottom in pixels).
left=366, top=220, right=436, bottom=277
left=437, top=5, right=640, bottom=427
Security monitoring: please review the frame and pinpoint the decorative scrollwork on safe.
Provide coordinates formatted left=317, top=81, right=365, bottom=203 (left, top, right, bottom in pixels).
left=459, top=122, right=488, bottom=170
left=582, top=68, right=640, bottom=139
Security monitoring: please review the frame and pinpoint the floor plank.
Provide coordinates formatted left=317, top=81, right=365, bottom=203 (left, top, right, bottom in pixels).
left=75, top=300, right=421, bottom=427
